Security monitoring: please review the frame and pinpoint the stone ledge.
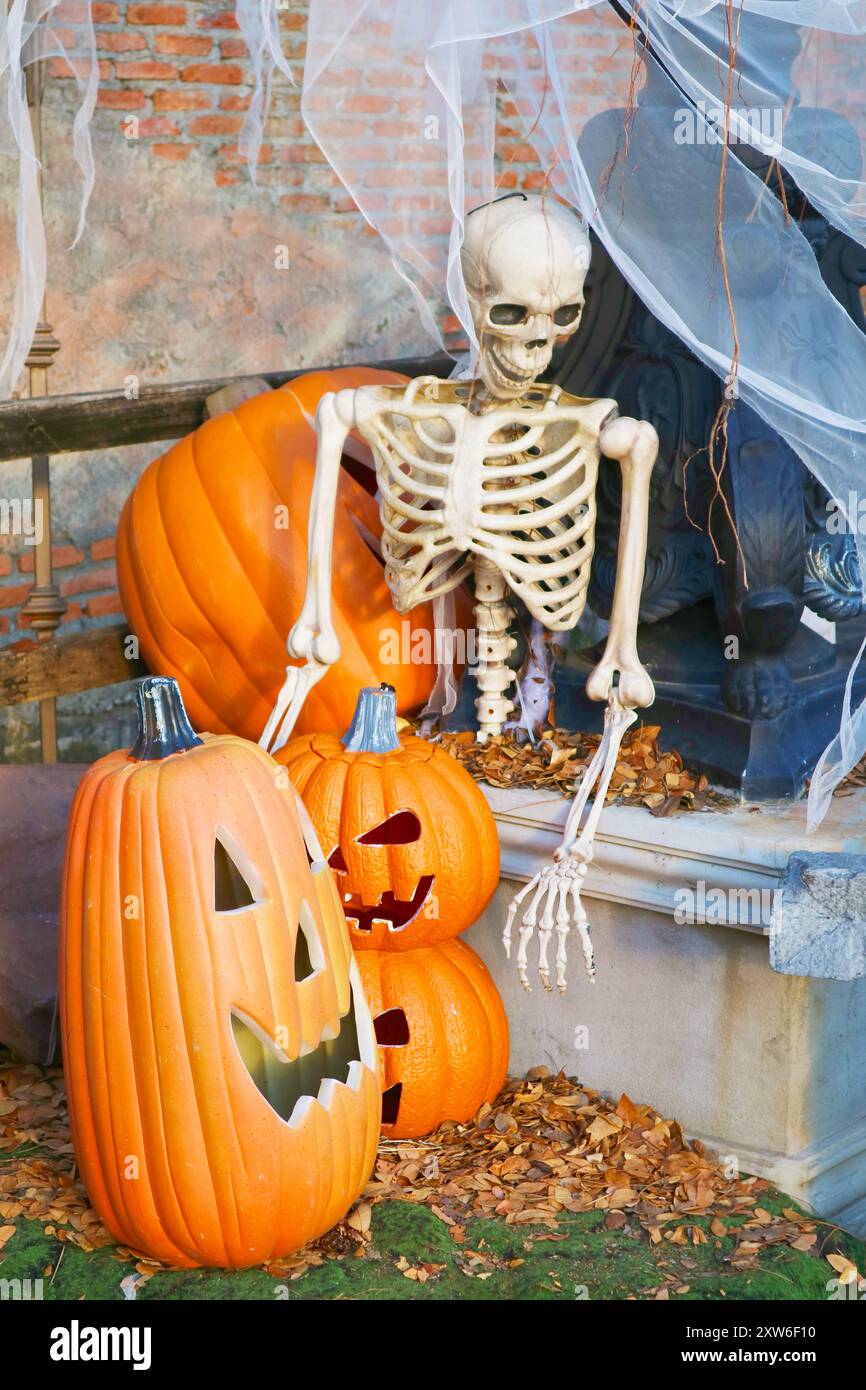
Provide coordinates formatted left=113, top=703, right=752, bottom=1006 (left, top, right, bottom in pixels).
left=466, top=878, right=866, bottom=1237
left=481, top=781, right=866, bottom=939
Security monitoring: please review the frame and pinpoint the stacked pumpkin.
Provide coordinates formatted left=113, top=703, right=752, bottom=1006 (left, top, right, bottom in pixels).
left=276, top=683, right=509, bottom=1138
left=60, top=677, right=382, bottom=1268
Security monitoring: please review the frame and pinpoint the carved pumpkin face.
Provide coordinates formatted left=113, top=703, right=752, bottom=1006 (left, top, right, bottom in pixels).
left=358, top=939, right=509, bottom=1138
left=276, top=686, right=501, bottom=951
left=59, top=678, right=380, bottom=1269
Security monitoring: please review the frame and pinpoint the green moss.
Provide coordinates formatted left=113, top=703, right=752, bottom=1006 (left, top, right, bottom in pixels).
left=1, top=1192, right=863, bottom=1301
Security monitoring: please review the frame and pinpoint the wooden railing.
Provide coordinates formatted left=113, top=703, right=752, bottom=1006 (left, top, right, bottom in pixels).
left=0, top=353, right=450, bottom=760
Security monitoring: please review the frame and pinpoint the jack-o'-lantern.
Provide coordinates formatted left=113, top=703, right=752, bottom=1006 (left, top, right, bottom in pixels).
left=276, top=684, right=500, bottom=951
left=358, top=940, right=509, bottom=1138
left=116, top=367, right=463, bottom=742
left=59, top=677, right=380, bottom=1269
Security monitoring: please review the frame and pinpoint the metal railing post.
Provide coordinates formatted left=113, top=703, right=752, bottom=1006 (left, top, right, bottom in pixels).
left=19, top=58, right=65, bottom=761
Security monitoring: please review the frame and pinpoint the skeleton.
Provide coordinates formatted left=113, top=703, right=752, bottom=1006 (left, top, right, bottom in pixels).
left=260, top=193, right=658, bottom=992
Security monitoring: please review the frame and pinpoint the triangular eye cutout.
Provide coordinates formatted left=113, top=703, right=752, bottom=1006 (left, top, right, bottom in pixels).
left=213, top=829, right=266, bottom=913
left=328, top=845, right=349, bottom=874
left=374, top=1008, right=410, bottom=1047
left=295, top=899, right=325, bottom=982
left=357, top=811, right=421, bottom=847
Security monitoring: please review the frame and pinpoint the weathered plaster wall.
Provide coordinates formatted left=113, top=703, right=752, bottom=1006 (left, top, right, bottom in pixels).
left=0, top=3, right=435, bottom=756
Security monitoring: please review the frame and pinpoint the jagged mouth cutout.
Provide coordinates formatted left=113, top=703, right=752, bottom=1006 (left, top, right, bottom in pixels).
left=214, top=824, right=375, bottom=1128
left=327, top=810, right=435, bottom=934
left=231, top=997, right=367, bottom=1130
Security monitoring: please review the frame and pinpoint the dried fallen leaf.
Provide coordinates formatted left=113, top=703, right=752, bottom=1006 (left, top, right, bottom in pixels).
left=346, top=1201, right=372, bottom=1238
left=433, top=722, right=732, bottom=816
left=827, top=1253, right=860, bottom=1285
left=0, top=1052, right=827, bottom=1288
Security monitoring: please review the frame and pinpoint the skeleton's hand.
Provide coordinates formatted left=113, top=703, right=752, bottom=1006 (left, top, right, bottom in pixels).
left=504, top=855, right=595, bottom=993
left=504, top=690, right=637, bottom=993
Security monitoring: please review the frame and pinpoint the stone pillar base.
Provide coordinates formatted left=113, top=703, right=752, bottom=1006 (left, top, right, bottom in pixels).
left=465, top=784, right=866, bottom=1236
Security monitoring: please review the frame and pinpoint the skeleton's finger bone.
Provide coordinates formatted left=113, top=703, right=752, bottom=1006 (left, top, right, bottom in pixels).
left=522, top=874, right=550, bottom=931
left=549, top=879, right=570, bottom=994
left=536, top=877, right=560, bottom=991
left=516, top=920, right=535, bottom=993
left=516, top=919, right=534, bottom=993
left=504, top=876, right=538, bottom=959
left=503, top=898, right=520, bottom=960
left=556, top=876, right=571, bottom=927
left=538, top=882, right=557, bottom=934
left=505, top=877, right=534, bottom=924
left=538, top=919, right=553, bottom=993
left=574, top=902, right=596, bottom=984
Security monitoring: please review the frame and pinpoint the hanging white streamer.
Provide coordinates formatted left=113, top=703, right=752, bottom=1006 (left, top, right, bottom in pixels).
left=234, top=0, right=295, bottom=180
left=0, top=1, right=97, bottom=400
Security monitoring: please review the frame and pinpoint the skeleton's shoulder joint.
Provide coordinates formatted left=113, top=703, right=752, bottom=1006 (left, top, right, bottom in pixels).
left=318, top=385, right=389, bottom=432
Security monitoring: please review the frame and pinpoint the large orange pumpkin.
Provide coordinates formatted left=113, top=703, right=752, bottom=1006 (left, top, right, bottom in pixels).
left=116, top=368, right=449, bottom=741
left=59, top=677, right=381, bottom=1269
left=358, top=940, right=509, bottom=1138
left=276, top=684, right=500, bottom=951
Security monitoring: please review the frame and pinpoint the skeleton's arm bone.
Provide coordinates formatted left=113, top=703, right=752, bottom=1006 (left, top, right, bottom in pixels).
left=260, top=388, right=368, bottom=754
left=586, top=417, right=658, bottom=709
left=287, top=388, right=359, bottom=668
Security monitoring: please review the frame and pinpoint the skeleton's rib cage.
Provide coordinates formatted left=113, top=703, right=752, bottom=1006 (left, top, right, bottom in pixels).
left=356, top=378, right=619, bottom=631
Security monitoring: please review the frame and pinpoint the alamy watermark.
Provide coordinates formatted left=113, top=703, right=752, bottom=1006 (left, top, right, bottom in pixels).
left=0, top=497, right=42, bottom=546
left=825, top=491, right=866, bottom=536
left=674, top=101, right=783, bottom=153
left=673, top=880, right=776, bottom=929
left=379, top=620, right=478, bottom=669
left=1, top=1277, right=43, bottom=1300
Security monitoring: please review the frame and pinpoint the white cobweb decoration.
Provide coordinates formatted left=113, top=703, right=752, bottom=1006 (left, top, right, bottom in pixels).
left=0, top=0, right=97, bottom=399
left=235, top=0, right=296, bottom=178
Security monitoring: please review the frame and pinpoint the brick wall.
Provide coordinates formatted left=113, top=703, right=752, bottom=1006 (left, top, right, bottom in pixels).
left=57, top=2, right=310, bottom=189
left=0, top=538, right=120, bottom=645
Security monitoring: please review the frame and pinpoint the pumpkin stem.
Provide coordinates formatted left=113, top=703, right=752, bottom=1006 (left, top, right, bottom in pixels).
left=130, top=677, right=203, bottom=761
left=342, top=684, right=400, bottom=754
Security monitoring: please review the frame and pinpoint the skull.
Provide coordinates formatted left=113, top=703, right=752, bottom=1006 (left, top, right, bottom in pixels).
left=461, top=193, right=591, bottom=399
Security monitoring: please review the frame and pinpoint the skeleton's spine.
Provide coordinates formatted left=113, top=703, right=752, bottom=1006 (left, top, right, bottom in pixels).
left=474, top=557, right=517, bottom=741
